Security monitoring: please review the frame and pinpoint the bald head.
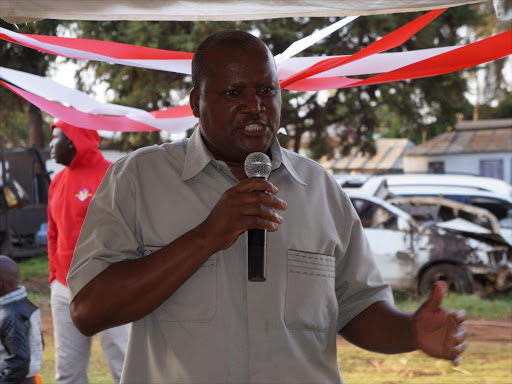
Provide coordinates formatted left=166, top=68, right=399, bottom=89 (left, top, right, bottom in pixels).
left=0, top=255, right=19, bottom=296
left=192, top=30, right=275, bottom=93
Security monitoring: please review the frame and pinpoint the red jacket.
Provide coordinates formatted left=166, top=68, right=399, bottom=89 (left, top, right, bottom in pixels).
left=47, top=121, right=112, bottom=286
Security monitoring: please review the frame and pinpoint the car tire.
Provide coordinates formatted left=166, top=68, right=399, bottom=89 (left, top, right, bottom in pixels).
left=418, top=263, right=473, bottom=295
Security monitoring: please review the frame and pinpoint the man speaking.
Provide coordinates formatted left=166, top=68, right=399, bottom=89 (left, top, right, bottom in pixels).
left=68, top=30, right=466, bottom=383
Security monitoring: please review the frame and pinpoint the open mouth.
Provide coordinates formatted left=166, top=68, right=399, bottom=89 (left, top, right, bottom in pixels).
left=243, top=123, right=266, bottom=133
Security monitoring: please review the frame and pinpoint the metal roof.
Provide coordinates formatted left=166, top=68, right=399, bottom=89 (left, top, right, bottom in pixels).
left=406, top=121, right=512, bottom=156
left=455, top=119, right=512, bottom=130
left=322, top=138, right=414, bottom=172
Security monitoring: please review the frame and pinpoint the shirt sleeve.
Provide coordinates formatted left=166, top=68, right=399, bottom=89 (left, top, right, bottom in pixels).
left=67, top=159, right=142, bottom=301
left=28, top=309, right=43, bottom=377
left=47, top=182, right=58, bottom=283
left=0, top=314, right=31, bottom=384
left=335, top=191, right=394, bottom=332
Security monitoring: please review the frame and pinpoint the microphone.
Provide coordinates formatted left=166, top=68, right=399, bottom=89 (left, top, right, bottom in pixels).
left=244, top=152, right=272, bottom=282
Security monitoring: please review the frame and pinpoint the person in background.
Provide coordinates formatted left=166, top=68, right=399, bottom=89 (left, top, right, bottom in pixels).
left=0, top=255, right=43, bottom=384
left=47, top=121, right=129, bottom=384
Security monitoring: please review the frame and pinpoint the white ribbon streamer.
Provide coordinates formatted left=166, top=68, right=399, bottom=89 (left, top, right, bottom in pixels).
left=274, top=16, right=358, bottom=65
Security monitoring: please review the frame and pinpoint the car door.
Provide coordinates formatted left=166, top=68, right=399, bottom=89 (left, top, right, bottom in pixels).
left=350, top=198, right=415, bottom=290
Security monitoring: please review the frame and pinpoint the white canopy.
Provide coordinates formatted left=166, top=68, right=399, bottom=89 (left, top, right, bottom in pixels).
left=1, top=0, right=485, bottom=23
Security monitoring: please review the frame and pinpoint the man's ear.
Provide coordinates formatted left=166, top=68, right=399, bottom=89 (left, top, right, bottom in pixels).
left=190, top=87, right=200, bottom=118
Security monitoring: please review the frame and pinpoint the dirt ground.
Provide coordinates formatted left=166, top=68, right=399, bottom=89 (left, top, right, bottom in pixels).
left=40, top=308, right=511, bottom=346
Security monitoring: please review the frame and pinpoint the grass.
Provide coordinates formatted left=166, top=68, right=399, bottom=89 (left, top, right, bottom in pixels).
left=41, top=336, right=113, bottom=384
left=37, top=335, right=512, bottom=384
left=17, top=254, right=51, bottom=310
left=338, top=342, right=512, bottom=384
left=17, top=253, right=50, bottom=278
left=393, top=290, right=512, bottom=319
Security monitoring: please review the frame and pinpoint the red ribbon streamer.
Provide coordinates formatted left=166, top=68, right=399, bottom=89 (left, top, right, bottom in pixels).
left=1, top=33, right=65, bottom=57
left=150, top=105, right=193, bottom=118
left=286, top=30, right=512, bottom=91
left=279, top=8, right=446, bottom=89
left=21, top=33, right=193, bottom=60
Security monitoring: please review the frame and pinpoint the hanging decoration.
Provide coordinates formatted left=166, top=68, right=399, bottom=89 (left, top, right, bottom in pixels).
left=0, top=8, right=510, bottom=133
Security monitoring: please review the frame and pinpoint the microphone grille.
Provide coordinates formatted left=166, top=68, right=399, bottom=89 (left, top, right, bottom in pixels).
left=244, top=152, right=272, bottom=179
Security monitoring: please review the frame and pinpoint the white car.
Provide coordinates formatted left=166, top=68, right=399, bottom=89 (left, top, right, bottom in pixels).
left=345, top=191, right=512, bottom=294
left=371, top=173, right=512, bottom=200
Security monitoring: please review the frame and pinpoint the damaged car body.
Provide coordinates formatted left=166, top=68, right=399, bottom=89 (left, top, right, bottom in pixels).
left=346, top=192, right=512, bottom=295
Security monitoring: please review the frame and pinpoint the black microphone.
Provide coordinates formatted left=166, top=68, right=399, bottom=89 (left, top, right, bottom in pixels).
left=244, top=152, right=272, bottom=282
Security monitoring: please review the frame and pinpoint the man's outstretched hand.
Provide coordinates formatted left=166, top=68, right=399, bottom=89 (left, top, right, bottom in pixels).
left=412, top=281, right=467, bottom=365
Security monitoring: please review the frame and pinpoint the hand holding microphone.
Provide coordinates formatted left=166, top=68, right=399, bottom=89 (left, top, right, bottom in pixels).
left=199, top=154, right=286, bottom=265
left=244, top=152, right=272, bottom=281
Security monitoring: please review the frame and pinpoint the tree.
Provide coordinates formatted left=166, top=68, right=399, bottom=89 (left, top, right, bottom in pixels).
left=71, top=3, right=493, bottom=156
left=0, top=20, right=60, bottom=147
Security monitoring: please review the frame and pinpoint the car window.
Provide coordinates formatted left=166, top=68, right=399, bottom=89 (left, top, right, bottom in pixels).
left=469, top=196, right=512, bottom=223
left=351, top=198, right=398, bottom=230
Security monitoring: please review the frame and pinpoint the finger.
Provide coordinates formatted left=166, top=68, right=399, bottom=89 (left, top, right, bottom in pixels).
left=240, top=203, right=284, bottom=224
left=452, top=342, right=466, bottom=361
left=242, top=191, right=287, bottom=210
left=455, top=309, right=467, bottom=324
left=453, top=355, right=463, bottom=366
left=236, top=178, right=278, bottom=194
left=422, top=281, right=447, bottom=312
left=454, top=328, right=467, bottom=346
left=240, top=215, right=281, bottom=232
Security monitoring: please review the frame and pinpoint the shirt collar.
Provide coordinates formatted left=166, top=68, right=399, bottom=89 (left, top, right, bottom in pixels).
left=181, top=127, right=306, bottom=186
left=181, top=127, right=215, bottom=181
left=268, top=139, right=307, bottom=186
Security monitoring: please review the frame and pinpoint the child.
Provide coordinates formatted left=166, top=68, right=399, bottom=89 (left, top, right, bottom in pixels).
left=0, top=255, right=43, bottom=384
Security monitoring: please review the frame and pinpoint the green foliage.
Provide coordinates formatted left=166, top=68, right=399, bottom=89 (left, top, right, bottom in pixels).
left=474, top=91, right=512, bottom=120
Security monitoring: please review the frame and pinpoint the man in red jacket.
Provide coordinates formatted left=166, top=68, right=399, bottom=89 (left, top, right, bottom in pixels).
left=47, top=120, right=128, bottom=384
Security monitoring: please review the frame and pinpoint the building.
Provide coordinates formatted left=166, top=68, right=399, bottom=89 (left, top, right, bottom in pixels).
left=320, top=138, right=415, bottom=174
left=403, top=119, right=512, bottom=184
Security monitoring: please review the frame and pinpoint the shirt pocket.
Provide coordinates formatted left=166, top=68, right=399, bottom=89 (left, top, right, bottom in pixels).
left=143, top=245, right=217, bottom=322
left=284, top=249, right=336, bottom=331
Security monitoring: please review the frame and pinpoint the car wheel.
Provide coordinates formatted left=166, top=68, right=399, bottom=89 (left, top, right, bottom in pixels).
left=418, top=263, right=473, bottom=295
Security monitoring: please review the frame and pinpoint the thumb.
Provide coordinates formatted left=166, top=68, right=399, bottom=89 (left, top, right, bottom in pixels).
left=423, top=281, right=447, bottom=312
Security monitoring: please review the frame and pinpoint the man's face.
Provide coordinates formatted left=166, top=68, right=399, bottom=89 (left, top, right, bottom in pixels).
left=50, top=127, right=75, bottom=166
left=191, top=42, right=282, bottom=164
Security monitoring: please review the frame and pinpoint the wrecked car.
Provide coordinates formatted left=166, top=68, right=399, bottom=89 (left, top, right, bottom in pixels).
left=387, top=196, right=511, bottom=245
left=386, top=186, right=512, bottom=246
left=345, top=191, right=512, bottom=295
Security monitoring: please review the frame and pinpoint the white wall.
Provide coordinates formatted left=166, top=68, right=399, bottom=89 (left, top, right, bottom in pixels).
left=403, top=152, right=512, bottom=184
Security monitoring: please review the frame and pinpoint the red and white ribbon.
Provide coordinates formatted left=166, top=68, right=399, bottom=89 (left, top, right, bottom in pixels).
left=0, top=28, right=193, bottom=74
left=0, top=66, right=198, bottom=133
left=1, top=8, right=510, bottom=133
left=279, top=8, right=446, bottom=87
left=286, top=30, right=512, bottom=91
left=1, top=26, right=477, bottom=82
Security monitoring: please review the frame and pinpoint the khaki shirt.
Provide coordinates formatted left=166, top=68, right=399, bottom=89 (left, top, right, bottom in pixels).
left=68, top=128, right=392, bottom=384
